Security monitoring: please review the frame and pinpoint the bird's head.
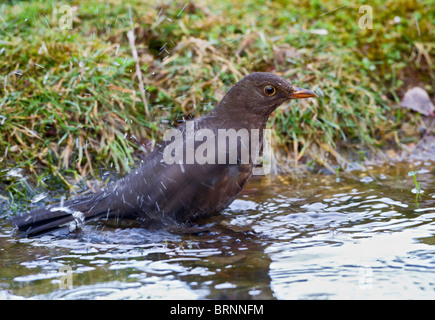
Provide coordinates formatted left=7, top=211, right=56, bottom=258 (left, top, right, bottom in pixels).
left=216, top=72, right=317, bottom=119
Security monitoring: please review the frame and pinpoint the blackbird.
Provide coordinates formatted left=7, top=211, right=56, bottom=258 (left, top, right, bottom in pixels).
left=10, top=72, right=317, bottom=237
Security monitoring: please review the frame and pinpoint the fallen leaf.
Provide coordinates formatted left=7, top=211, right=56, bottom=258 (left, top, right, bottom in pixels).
left=401, top=87, right=435, bottom=117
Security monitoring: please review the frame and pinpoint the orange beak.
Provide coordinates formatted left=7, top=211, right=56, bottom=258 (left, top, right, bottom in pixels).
left=289, top=87, right=318, bottom=99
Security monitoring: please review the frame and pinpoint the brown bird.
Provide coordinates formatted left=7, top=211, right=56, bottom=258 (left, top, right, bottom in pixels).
left=10, top=72, right=317, bottom=237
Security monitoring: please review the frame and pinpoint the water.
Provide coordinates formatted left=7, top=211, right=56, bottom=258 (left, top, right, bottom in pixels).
left=0, top=162, right=434, bottom=299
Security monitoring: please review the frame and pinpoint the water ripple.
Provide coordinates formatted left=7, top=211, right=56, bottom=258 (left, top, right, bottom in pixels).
left=1, top=162, right=435, bottom=299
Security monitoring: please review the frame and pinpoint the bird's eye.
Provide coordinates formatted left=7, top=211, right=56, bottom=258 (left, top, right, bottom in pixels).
left=264, top=85, right=276, bottom=96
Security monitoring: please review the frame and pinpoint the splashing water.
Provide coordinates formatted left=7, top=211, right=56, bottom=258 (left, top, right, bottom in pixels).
left=0, top=162, right=434, bottom=299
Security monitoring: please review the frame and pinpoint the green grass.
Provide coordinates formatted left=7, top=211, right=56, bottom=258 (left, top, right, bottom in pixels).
left=0, top=0, right=434, bottom=204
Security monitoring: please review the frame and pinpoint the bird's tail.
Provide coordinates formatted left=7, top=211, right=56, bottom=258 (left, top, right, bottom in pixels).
left=9, top=192, right=112, bottom=237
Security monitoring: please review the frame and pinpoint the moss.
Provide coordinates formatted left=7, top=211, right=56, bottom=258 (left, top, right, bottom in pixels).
left=0, top=0, right=433, bottom=203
